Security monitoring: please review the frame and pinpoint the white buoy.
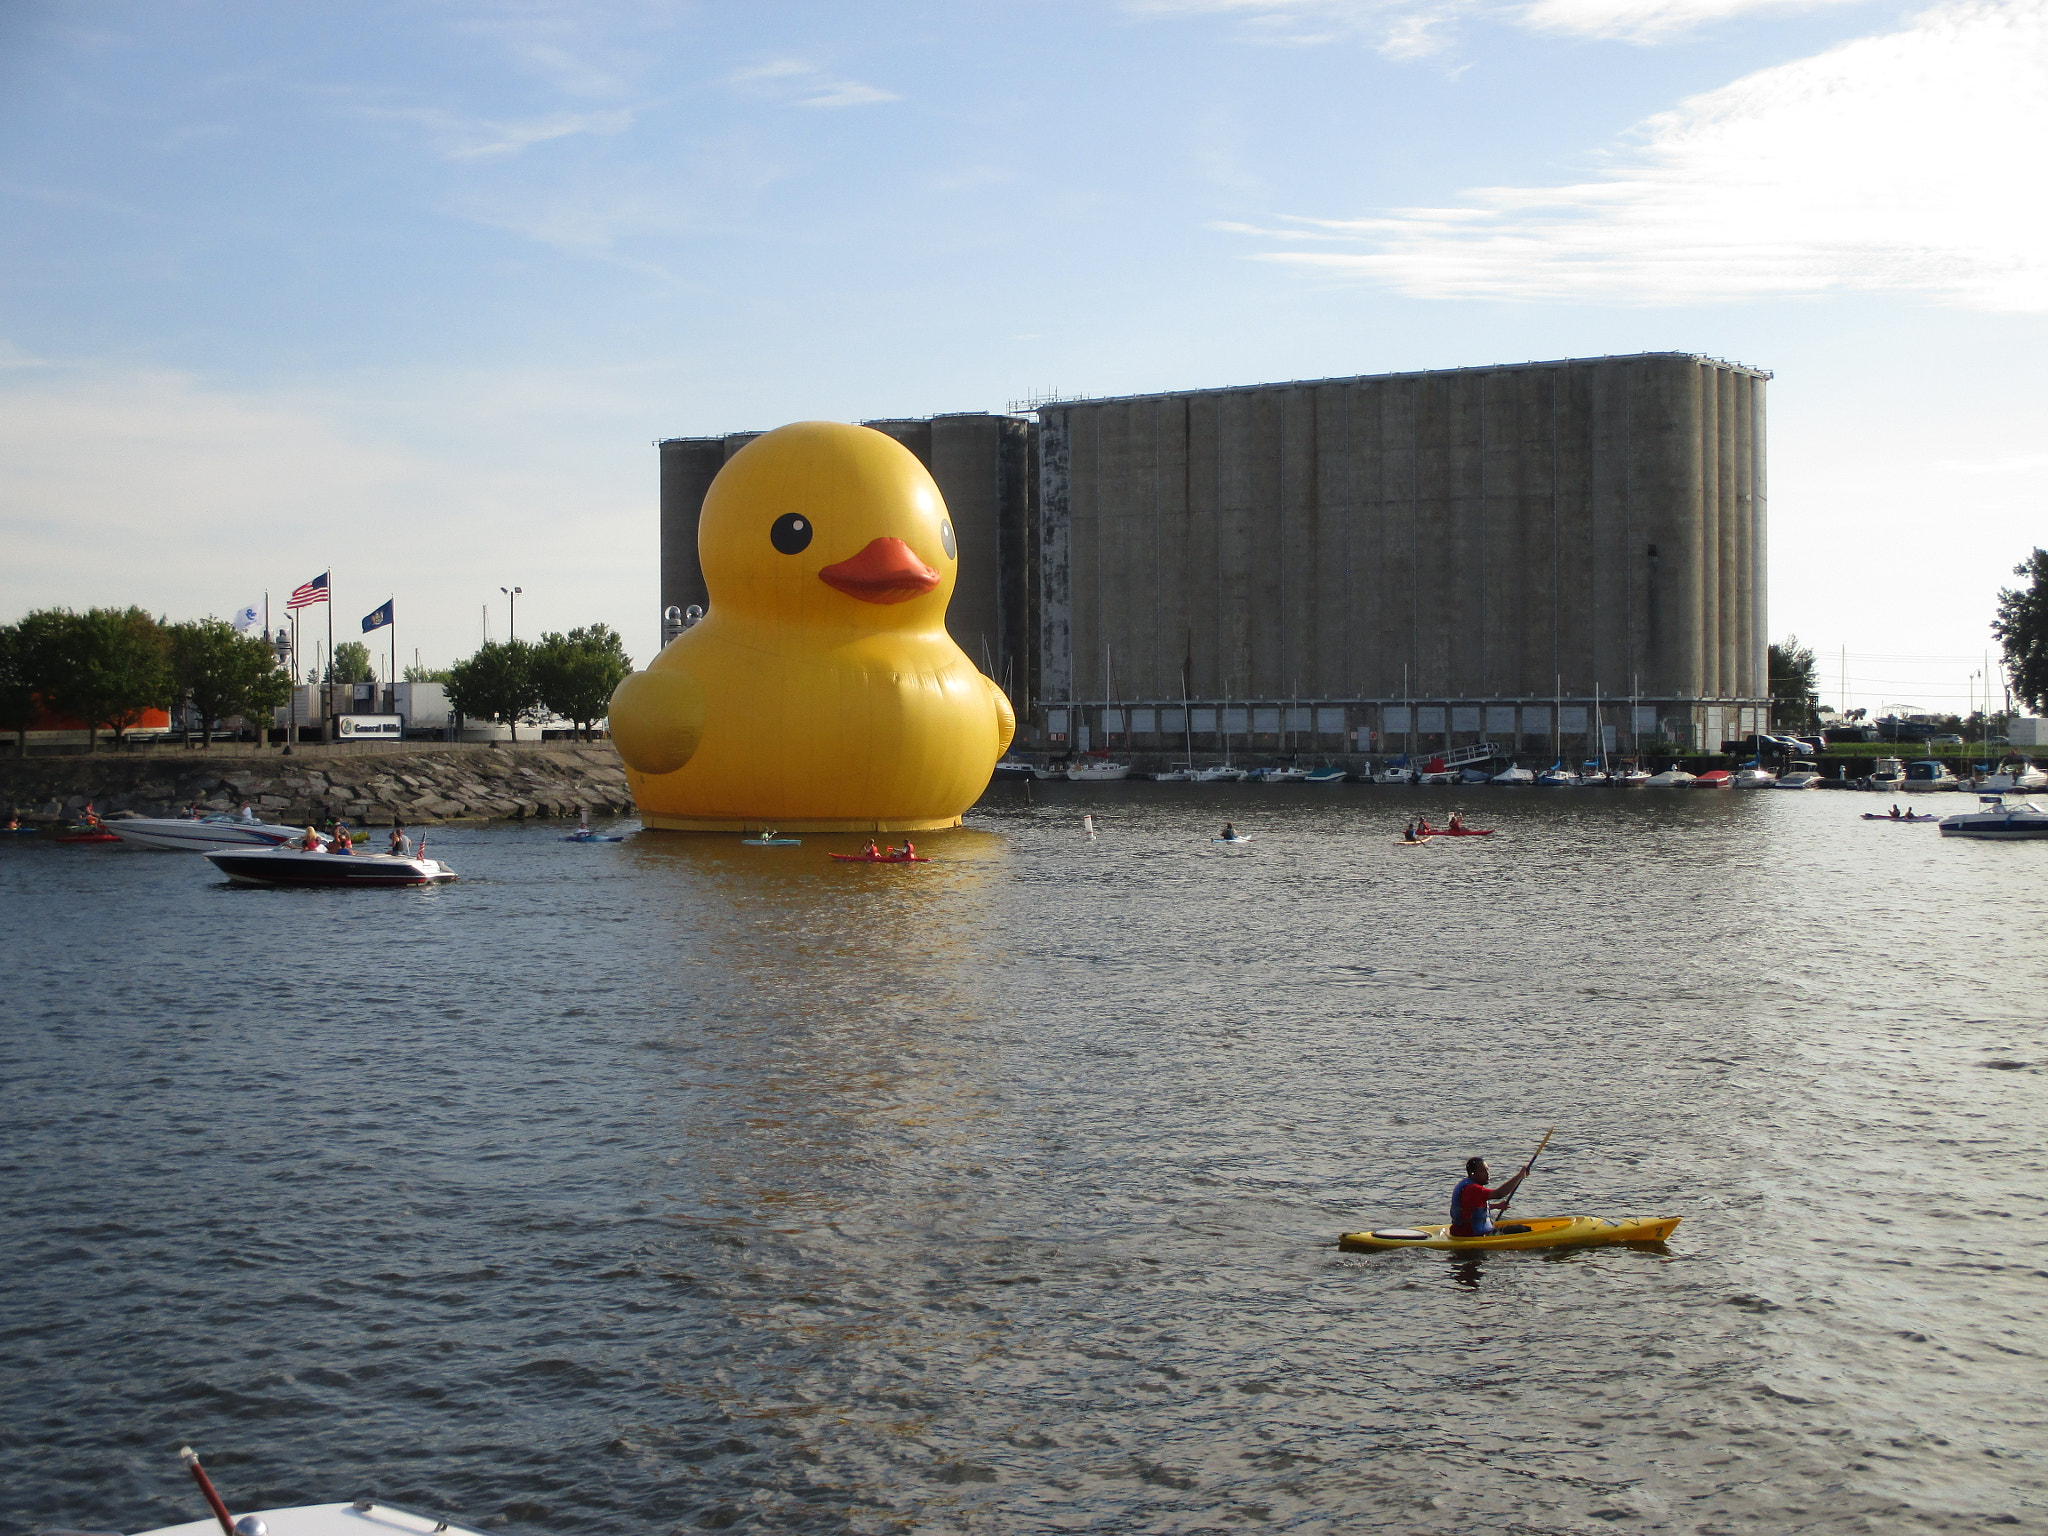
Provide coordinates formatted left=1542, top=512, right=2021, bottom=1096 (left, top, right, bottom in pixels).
left=1083, top=814, right=1096, bottom=837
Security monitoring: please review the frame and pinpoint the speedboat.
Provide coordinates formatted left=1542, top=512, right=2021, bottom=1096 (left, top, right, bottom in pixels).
left=1305, top=765, right=1349, bottom=783
left=1692, top=769, right=1733, bottom=788
left=122, top=1447, right=489, bottom=1536
left=1066, top=759, right=1131, bottom=781
left=1973, top=759, right=2048, bottom=792
left=106, top=814, right=298, bottom=853
left=1534, top=762, right=1580, bottom=787
left=1644, top=767, right=1696, bottom=787
left=1774, top=770, right=1822, bottom=789
left=1489, top=764, right=1535, bottom=785
left=991, top=758, right=1036, bottom=781
left=1732, top=764, right=1778, bottom=788
left=1867, top=757, right=1907, bottom=790
left=1904, top=760, right=1959, bottom=792
left=1938, top=795, right=2048, bottom=839
left=205, top=847, right=456, bottom=887
left=1372, top=755, right=1414, bottom=784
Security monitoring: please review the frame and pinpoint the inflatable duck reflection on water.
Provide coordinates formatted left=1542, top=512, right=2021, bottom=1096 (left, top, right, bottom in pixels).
left=608, top=421, right=1016, bottom=831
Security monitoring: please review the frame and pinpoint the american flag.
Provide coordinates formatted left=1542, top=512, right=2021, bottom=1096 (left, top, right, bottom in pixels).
left=286, top=571, right=330, bottom=611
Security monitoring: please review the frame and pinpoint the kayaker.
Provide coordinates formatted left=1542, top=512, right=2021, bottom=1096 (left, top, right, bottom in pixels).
left=1221, top=821, right=1237, bottom=841
left=902, top=840, right=917, bottom=859
left=1417, top=814, right=1433, bottom=835
left=1403, top=821, right=1421, bottom=842
left=1448, top=812, right=1465, bottom=833
left=1450, top=1156, right=1532, bottom=1238
left=862, top=839, right=879, bottom=857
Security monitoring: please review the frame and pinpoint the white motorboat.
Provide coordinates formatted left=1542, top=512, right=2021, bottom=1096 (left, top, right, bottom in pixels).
left=205, top=846, right=456, bottom=887
left=1904, top=760, right=1959, bottom=792
left=1192, top=764, right=1246, bottom=782
left=1490, top=764, right=1535, bottom=785
left=1610, top=767, right=1652, bottom=787
left=1774, top=770, right=1822, bottom=789
left=1418, top=769, right=1458, bottom=785
left=137, top=1500, right=490, bottom=1536
left=1255, top=765, right=1310, bottom=782
left=106, top=813, right=298, bottom=853
left=991, top=758, right=1036, bottom=781
left=1644, top=767, right=1697, bottom=787
left=1066, top=760, right=1132, bottom=781
left=1373, top=764, right=1416, bottom=784
left=1732, top=766, right=1779, bottom=788
left=1973, top=760, right=2048, bottom=791
left=1867, top=757, right=1906, bottom=790
left=1938, top=795, right=2048, bottom=840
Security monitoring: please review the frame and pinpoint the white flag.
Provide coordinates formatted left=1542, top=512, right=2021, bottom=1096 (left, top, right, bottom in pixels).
left=233, top=605, right=260, bottom=632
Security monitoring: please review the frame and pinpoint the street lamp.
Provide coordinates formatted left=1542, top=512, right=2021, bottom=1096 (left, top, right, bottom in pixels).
left=500, top=586, right=523, bottom=641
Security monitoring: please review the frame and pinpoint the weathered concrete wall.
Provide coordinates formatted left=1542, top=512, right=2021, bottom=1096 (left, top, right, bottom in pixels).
left=1, top=744, right=633, bottom=825
left=1037, top=353, right=1768, bottom=713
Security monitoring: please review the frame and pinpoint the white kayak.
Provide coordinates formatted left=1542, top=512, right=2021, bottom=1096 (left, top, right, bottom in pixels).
left=1212, top=834, right=1254, bottom=844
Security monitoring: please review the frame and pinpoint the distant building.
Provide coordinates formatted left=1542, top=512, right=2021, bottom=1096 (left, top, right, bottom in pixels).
left=659, top=351, right=1772, bottom=761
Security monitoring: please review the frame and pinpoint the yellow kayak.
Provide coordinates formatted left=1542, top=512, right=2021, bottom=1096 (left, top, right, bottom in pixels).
left=1338, top=1214, right=1680, bottom=1252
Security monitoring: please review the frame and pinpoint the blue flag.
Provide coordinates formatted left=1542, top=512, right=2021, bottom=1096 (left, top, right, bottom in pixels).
left=362, top=599, right=394, bottom=633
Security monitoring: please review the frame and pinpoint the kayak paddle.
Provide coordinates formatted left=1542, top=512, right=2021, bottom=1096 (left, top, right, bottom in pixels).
left=1497, top=1124, right=1553, bottom=1219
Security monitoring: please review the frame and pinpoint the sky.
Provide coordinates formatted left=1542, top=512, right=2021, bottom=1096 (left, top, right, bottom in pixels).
left=1, top=0, right=2042, bottom=716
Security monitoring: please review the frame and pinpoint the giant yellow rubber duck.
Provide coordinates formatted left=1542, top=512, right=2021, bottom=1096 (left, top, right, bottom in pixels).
left=608, top=421, right=1016, bottom=832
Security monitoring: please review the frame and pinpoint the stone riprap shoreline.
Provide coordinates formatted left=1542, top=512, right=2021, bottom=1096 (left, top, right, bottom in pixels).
left=1, top=743, right=634, bottom=826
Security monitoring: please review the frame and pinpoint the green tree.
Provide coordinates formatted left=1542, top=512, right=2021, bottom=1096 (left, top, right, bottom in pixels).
left=403, top=662, right=451, bottom=683
left=167, top=617, right=294, bottom=747
left=33, top=607, right=173, bottom=750
left=1768, top=636, right=1820, bottom=730
left=0, top=622, right=39, bottom=757
left=329, top=641, right=374, bottom=683
left=1993, top=548, right=2048, bottom=712
left=446, top=639, right=544, bottom=741
left=534, top=625, right=632, bottom=740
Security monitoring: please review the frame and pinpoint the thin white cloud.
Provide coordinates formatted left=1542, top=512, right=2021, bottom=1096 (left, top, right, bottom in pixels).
left=1520, top=0, right=1866, bottom=43
left=1128, top=0, right=1859, bottom=51
left=1236, top=0, right=2048, bottom=311
left=730, top=58, right=900, bottom=108
left=349, top=101, right=636, bottom=160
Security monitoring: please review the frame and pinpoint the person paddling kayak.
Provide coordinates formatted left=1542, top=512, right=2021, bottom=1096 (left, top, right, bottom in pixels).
left=1450, top=1155, right=1532, bottom=1237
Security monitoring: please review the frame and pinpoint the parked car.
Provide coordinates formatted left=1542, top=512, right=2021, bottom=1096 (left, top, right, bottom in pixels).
left=1930, top=734, right=1964, bottom=745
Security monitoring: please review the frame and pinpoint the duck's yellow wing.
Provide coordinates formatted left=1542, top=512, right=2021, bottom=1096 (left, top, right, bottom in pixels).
left=609, top=666, right=707, bottom=776
left=986, top=677, right=1016, bottom=758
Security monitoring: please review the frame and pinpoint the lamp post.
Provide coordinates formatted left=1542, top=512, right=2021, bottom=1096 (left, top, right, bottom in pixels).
left=500, top=586, right=523, bottom=642
left=274, top=628, right=295, bottom=753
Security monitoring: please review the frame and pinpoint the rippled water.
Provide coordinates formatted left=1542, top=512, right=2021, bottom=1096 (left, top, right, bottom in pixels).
left=4, top=785, right=2044, bottom=1534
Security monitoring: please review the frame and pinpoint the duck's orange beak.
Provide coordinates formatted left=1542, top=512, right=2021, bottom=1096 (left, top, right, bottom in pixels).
left=818, top=537, right=940, bottom=604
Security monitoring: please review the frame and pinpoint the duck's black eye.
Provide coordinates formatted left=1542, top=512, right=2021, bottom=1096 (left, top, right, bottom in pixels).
left=770, top=513, right=813, bottom=555
left=939, top=519, right=956, bottom=560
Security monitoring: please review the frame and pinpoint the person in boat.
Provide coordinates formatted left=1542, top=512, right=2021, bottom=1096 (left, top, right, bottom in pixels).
left=389, top=823, right=413, bottom=857
left=330, top=819, right=355, bottom=854
left=3, top=813, right=18, bottom=831
left=1417, top=814, right=1433, bottom=835
left=1450, top=1155, right=1532, bottom=1238
left=862, top=839, right=880, bottom=857
left=1221, top=822, right=1237, bottom=841
left=1402, top=821, right=1420, bottom=842
left=237, top=801, right=257, bottom=822
left=1890, top=804, right=1902, bottom=819
left=901, top=840, right=917, bottom=859
left=299, top=825, right=325, bottom=851
left=1448, top=811, right=1465, bottom=833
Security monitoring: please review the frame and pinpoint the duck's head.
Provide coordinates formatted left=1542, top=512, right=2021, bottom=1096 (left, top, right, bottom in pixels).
left=698, top=421, right=957, bottom=633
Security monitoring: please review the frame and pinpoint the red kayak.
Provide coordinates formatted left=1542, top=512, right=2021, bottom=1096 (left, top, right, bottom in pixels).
left=56, top=831, right=121, bottom=844
left=829, top=851, right=930, bottom=863
left=1416, top=827, right=1494, bottom=837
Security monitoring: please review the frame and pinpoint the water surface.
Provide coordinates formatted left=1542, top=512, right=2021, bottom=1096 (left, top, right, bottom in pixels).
left=3, top=785, right=2043, bottom=1533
